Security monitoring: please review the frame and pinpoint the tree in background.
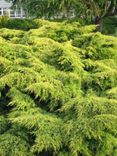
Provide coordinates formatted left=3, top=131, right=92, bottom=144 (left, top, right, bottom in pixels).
left=8, top=0, right=117, bottom=25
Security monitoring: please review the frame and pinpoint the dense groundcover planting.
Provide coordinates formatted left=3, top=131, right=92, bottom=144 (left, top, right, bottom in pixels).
left=0, top=19, right=117, bottom=156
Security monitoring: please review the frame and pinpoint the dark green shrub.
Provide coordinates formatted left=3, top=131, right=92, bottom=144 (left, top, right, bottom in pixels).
left=5, top=18, right=38, bottom=30
left=102, top=16, right=117, bottom=35
left=0, top=16, right=9, bottom=28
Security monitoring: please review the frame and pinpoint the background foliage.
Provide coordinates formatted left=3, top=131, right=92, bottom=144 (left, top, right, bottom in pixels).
left=102, top=16, right=117, bottom=35
left=8, top=0, right=117, bottom=25
left=0, top=19, right=117, bottom=156
left=0, top=16, right=38, bottom=30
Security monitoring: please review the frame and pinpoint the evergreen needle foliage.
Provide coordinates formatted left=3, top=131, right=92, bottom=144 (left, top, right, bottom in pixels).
left=0, top=20, right=117, bottom=156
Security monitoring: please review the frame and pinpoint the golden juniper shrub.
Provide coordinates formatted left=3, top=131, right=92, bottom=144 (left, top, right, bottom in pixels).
left=0, top=20, right=117, bottom=156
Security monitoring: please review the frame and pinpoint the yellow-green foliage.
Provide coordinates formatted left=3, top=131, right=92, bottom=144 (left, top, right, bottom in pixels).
left=0, top=20, right=117, bottom=156
left=0, top=28, right=24, bottom=40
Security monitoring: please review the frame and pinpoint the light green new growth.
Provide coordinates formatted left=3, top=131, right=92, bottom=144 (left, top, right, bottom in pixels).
left=0, top=20, right=117, bottom=156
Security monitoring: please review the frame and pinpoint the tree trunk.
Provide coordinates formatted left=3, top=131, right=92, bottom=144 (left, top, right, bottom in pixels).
left=95, top=16, right=103, bottom=32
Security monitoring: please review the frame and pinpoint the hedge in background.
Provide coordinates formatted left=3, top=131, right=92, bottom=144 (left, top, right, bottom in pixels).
left=0, top=20, right=117, bottom=156
left=0, top=16, right=38, bottom=30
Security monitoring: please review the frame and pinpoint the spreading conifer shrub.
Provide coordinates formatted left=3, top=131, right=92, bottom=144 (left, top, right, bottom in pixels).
left=0, top=20, right=117, bottom=156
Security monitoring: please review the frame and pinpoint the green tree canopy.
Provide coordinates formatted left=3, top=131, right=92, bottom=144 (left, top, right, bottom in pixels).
left=0, top=19, right=117, bottom=155
left=8, top=0, right=117, bottom=24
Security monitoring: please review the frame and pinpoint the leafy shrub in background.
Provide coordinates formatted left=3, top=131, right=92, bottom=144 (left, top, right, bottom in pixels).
left=0, top=20, right=117, bottom=156
left=102, top=16, right=117, bottom=35
left=5, top=18, right=38, bottom=30
left=0, top=16, right=9, bottom=28
left=0, top=16, right=38, bottom=30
